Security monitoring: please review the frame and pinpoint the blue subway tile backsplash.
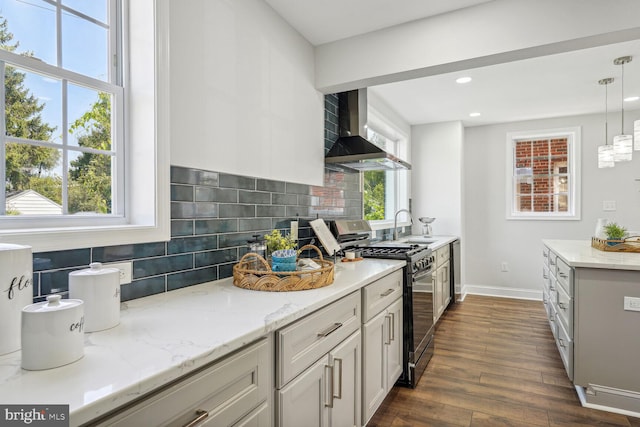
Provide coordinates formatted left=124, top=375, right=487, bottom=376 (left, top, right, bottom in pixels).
left=29, top=93, right=394, bottom=303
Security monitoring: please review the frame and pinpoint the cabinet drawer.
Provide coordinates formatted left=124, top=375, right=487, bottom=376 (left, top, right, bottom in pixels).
left=556, top=257, right=573, bottom=295
left=276, top=291, right=360, bottom=388
left=542, top=265, right=551, bottom=294
left=362, top=269, right=403, bottom=322
left=555, top=284, right=573, bottom=338
left=436, top=246, right=450, bottom=266
left=555, top=317, right=573, bottom=381
left=547, top=301, right=558, bottom=339
left=93, top=338, right=271, bottom=427
left=548, top=251, right=558, bottom=275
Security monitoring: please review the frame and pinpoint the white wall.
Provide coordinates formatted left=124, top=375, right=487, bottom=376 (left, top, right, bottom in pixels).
left=411, top=122, right=463, bottom=237
left=315, top=0, right=640, bottom=92
left=168, top=0, right=324, bottom=186
left=463, top=110, right=640, bottom=299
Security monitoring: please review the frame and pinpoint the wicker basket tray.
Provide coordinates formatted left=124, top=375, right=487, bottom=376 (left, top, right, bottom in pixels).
left=232, top=244, right=334, bottom=291
left=591, top=236, right=640, bottom=253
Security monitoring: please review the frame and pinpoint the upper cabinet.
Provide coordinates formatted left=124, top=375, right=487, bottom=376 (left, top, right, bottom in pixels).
left=168, top=0, right=324, bottom=186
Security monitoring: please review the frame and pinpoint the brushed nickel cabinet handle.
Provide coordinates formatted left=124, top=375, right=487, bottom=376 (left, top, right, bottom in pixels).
left=183, top=410, right=208, bottom=427
left=324, top=364, right=334, bottom=408
left=333, top=358, right=343, bottom=400
left=559, top=338, right=566, bottom=348
left=558, top=302, right=567, bottom=310
left=380, top=288, right=394, bottom=297
left=317, top=322, right=342, bottom=338
left=559, top=272, right=568, bottom=278
left=389, top=312, right=395, bottom=341
left=384, top=315, right=392, bottom=345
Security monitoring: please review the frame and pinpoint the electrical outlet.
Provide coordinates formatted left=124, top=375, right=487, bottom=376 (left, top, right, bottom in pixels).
left=501, top=262, right=509, bottom=272
left=603, top=200, right=617, bottom=211
left=624, top=296, right=640, bottom=312
left=105, top=261, right=132, bottom=285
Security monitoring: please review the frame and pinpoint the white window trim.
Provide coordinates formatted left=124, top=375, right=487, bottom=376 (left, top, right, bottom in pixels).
left=505, top=126, right=581, bottom=221
left=0, top=0, right=170, bottom=252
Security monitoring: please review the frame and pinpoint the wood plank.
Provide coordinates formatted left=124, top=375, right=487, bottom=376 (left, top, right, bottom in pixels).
left=367, top=295, right=640, bottom=427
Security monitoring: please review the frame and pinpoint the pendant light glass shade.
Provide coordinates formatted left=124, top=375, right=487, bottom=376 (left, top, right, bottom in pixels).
left=612, top=56, right=632, bottom=161
left=613, top=134, right=633, bottom=161
left=598, top=145, right=615, bottom=168
left=634, top=119, right=640, bottom=151
left=597, top=77, right=615, bottom=168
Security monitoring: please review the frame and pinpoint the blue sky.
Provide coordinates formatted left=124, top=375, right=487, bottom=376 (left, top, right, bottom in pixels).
left=0, top=0, right=109, bottom=148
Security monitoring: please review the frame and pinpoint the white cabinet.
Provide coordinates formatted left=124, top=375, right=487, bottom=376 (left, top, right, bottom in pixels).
left=542, top=245, right=574, bottom=380
left=275, top=291, right=361, bottom=427
left=90, top=337, right=272, bottom=427
left=434, top=245, right=451, bottom=322
left=361, top=270, right=403, bottom=425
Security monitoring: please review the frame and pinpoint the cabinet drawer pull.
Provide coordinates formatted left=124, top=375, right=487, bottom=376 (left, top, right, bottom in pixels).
left=380, top=288, right=395, bottom=297
left=384, top=315, right=392, bottom=345
left=317, top=322, right=342, bottom=338
left=543, top=252, right=548, bottom=258
left=542, top=272, right=548, bottom=279
left=333, top=358, right=343, bottom=400
left=559, top=338, right=566, bottom=348
left=183, top=410, right=209, bottom=427
left=325, top=365, right=334, bottom=408
left=558, top=302, right=567, bottom=310
left=549, top=285, right=555, bottom=292
left=558, top=272, right=568, bottom=278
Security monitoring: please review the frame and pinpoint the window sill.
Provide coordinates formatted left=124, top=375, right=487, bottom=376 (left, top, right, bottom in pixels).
left=0, top=223, right=170, bottom=253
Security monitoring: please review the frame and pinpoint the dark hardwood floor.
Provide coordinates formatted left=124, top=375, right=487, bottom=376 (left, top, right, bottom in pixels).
left=368, top=295, right=640, bottom=427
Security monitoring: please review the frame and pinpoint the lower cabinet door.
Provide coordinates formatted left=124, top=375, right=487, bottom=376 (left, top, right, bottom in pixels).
left=386, top=298, right=403, bottom=388
left=277, top=355, right=330, bottom=427
left=362, top=309, right=387, bottom=424
left=328, top=330, right=361, bottom=427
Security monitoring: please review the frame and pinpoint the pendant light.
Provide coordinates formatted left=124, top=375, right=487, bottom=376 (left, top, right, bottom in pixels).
left=598, top=78, right=615, bottom=168
left=613, top=56, right=633, bottom=162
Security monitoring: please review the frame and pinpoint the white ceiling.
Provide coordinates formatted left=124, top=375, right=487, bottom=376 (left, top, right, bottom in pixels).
left=265, top=0, right=640, bottom=127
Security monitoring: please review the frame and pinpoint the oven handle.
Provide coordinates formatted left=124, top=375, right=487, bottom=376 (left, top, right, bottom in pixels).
left=412, top=268, right=433, bottom=282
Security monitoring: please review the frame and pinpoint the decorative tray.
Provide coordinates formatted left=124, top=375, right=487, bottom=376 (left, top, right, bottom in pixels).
left=591, top=237, right=640, bottom=253
left=232, top=244, right=334, bottom=291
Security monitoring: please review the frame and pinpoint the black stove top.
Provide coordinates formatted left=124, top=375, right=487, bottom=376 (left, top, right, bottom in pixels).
left=358, top=243, right=432, bottom=262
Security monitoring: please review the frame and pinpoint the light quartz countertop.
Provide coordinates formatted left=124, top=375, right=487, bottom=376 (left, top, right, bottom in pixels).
left=543, top=239, right=640, bottom=271
left=0, top=258, right=404, bottom=426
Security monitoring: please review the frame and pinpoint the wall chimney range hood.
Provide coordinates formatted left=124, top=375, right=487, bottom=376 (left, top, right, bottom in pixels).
left=325, top=89, right=411, bottom=172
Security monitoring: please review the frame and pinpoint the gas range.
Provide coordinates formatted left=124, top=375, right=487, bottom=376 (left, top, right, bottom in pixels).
left=357, top=243, right=434, bottom=273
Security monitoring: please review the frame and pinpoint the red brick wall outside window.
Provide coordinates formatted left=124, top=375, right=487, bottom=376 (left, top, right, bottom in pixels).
left=514, top=137, right=569, bottom=213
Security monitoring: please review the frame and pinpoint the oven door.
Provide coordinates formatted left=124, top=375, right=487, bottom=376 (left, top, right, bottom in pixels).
left=410, top=267, right=434, bottom=385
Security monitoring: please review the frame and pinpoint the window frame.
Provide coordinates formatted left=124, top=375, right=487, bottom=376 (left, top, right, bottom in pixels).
left=505, top=127, right=581, bottom=221
left=0, top=0, right=170, bottom=251
left=364, top=106, right=411, bottom=231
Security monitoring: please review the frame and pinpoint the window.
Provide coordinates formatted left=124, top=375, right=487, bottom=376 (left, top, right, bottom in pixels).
left=506, top=127, right=580, bottom=220
left=0, top=0, right=123, bottom=220
left=363, top=106, right=410, bottom=227
left=0, top=0, right=170, bottom=251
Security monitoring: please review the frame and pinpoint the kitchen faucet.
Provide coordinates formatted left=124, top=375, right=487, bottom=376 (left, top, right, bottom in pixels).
left=393, top=209, right=413, bottom=241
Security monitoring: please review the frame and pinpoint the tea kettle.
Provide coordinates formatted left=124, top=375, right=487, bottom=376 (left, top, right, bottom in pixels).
left=246, top=234, right=267, bottom=269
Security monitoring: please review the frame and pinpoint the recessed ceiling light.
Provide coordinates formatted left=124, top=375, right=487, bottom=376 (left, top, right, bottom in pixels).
left=469, top=112, right=481, bottom=117
left=456, top=77, right=472, bottom=84
left=624, top=96, right=639, bottom=102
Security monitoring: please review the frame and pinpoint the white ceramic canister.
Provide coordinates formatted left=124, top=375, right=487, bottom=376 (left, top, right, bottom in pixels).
left=0, top=243, right=33, bottom=355
left=69, top=262, right=120, bottom=332
left=21, top=295, right=84, bottom=370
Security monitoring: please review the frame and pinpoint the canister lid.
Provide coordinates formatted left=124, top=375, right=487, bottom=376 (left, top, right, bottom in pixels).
left=23, top=295, right=83, bottom=313
left=69, top=262, right=119, bottom=277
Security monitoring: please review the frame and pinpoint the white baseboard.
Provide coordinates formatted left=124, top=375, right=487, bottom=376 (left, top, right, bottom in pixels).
left=461, top=284, right=542, bottom=301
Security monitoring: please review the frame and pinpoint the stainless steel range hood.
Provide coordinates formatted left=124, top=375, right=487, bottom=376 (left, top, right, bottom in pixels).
left=325, top=89, right=411, bottom=172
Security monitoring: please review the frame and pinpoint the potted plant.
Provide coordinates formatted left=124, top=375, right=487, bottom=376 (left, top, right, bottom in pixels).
left=604, top=222, right=627, bottom=243
left=264, top=229, right=297, bottom=271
